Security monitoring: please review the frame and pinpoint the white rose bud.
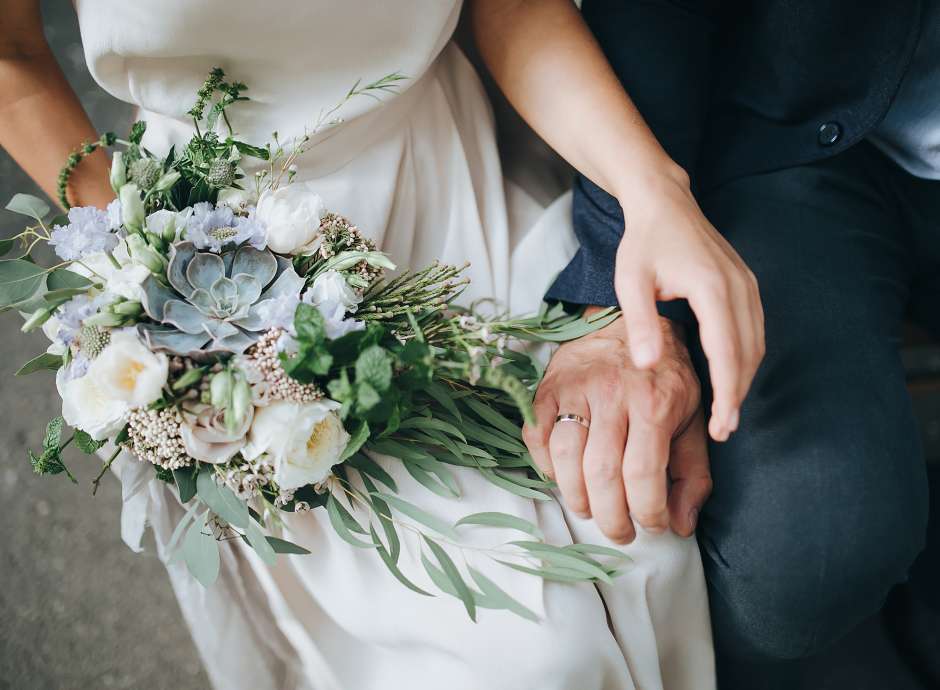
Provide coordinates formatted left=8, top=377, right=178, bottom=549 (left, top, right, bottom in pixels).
left=119, top=183, right=145, bottom=233
left=243, top=399, right=349, bottom=490
left=89, top=330, right=168, bottom=407
left=109, top=151, right=126, bottom=193
left=254, top=181, right=325, bottom=255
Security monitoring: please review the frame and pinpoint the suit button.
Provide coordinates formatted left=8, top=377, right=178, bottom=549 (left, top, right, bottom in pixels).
left=818, top=121, right=842, bottom=146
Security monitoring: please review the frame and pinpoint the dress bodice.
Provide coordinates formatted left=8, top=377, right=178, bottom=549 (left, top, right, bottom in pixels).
left=76, top=0, right=462, bottom=149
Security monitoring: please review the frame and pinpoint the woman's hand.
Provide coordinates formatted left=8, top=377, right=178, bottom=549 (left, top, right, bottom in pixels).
left=613, top=166, right=765, bottom=441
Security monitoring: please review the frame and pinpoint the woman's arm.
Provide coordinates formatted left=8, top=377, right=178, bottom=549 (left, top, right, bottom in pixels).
left=0, top=0, right=113, bottom=208
left=469, top=0, right=763, bottom=442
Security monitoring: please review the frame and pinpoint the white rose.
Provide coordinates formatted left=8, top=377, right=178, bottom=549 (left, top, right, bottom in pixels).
left=89, top=330, right=168, bottom=407
left=180, top=402, right=253, bottom=464
left=255, top=181, right=325, bottom=255
left=56, top=368, right=129, bottom=440
left=243, top=399, right=349, bottom=490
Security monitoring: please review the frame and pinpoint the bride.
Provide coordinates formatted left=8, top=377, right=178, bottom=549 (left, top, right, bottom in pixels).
left=2, top=1, right=714, bottom=688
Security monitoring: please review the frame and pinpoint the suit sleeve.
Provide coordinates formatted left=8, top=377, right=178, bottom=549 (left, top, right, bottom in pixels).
left=545, top=0, right=720, bottom=327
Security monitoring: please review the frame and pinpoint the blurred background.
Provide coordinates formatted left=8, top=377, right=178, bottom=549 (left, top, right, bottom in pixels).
left=0, top=3, right=937, bottom=690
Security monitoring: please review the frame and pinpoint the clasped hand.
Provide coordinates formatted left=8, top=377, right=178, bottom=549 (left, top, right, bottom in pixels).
left=523, top=316, right=712, bottom=543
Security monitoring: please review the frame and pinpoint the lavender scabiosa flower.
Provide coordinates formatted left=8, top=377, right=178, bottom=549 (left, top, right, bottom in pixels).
left=185, top=202, right=266, bottom=252
left=55, top=293, right=113, bottom=345
left=48, top=206, right=119, bottom=261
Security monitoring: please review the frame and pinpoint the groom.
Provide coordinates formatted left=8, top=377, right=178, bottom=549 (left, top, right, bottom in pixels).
left=535, top=1, right=939, bottom=687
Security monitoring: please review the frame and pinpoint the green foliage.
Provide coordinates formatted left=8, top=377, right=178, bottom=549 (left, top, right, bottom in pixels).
left=182, top=514, right=220, bottom=587
left=28, top=417, right=76, bottom=483
left=15, top=352, right=63, bottom=376
left=5, top=193, right=49, bottom=221
left=74, top=430, right=105, bottom=454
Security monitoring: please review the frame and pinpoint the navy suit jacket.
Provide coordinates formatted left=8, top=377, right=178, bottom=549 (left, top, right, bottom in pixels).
left=546, top=0, right=925, bottom=321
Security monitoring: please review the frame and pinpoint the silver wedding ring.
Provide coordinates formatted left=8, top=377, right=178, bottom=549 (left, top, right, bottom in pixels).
left=555, top=413, right=590, bottom=430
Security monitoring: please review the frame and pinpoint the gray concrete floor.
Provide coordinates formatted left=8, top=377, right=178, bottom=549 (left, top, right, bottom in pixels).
left=0, top=4, right=931, bottom=690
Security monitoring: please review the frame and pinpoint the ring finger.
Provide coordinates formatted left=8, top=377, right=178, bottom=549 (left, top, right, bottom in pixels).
left=549, top=395, right=591, bottom=518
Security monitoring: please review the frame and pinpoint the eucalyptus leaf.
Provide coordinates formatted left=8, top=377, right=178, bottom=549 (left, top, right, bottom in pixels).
left=461, top=397, right=523, bottom=440
left=361, top=474, right=399, bottom=562
left=455, top=512, right=544, bottom=540
left=166, top=501, right=201, bottom=558
left=478, top=469, right=551, bottom=501
left=326, top=494, right=374, bottom=548
left=422, top=536, right=475, bottom=621
left=399, top=416, right=467, bottom=443
left=46, top=269, right=92, bottom=291
left=245, top=519, right=277, bottom=565
left=372, top=492, right=459, bottom=540
left=369, top=525, right=431, bottom=596
left=510, top=541, right=612, bottom=583
left=468, top=567, right=539, bottom=622
left=0, top=260, right=47, bottom=309
left=265, top=536, right=311, bottom=555
left=15, top=352, right=62, bottom=376
left=347, top=453, right=397, bottom=492
left=425, top=380, right=462, bottom=421
left=338, top=420, right=370, bottom=463
left=196, top=470, right=248, bottom=527
left=182, top=515, right=221, bottom=587
left=0, top=238, right=14, bottom=257
left=5, top=193, right=50, bottom=220
left=173, top=466, right=198, bottom=503
left=496, top=560, right=594, bottom=583
left=566, top=543, right=634, bottom=564
left=403, top=461, right=459, bottom=499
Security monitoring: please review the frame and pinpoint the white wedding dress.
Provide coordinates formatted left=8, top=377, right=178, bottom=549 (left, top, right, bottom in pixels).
left=76, top=2, right=715, bottom=689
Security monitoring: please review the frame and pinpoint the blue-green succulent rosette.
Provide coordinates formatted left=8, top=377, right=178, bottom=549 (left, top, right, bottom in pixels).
left=0, top=68, right=626, bottom=621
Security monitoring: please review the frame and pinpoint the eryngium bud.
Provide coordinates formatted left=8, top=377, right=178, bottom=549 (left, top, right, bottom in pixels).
left=206, top=158, right=237, bottom=188
left=128, top=157, right=162, bottom=190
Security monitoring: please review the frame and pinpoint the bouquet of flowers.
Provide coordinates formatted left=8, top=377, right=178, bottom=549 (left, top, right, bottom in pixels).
left=0, top=69, right=625, bottom=621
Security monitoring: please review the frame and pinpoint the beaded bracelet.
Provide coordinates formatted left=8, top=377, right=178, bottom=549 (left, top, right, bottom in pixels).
left=57, top=131, right=117, bottom=210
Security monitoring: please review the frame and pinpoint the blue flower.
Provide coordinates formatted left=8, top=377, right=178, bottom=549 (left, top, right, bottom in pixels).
left=185, top=202, right=266, bottom=253
left=48, top=206, right=119, bottom=261
left=56, top=293, right=112, bottom=344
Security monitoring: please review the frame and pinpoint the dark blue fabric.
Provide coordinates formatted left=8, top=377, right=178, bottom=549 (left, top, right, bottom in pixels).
left=692, top=142, right=934, bottom=687
left=547, top=0, right=924, bottom=313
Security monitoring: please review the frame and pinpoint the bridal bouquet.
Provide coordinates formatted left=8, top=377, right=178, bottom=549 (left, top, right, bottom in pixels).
left=0, top=69, right=625, bottom=621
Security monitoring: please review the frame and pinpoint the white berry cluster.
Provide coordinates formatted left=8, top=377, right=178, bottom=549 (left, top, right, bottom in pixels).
left=222, top=456, right=275, bottom=500
left=243, top=329, right=323, bottom=404
left=124, top=408, right=191, bottom=470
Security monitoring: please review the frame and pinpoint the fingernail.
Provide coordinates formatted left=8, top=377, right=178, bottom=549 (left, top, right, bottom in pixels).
left=572, top=510, right=591, bottom=520
left=688, top=508, right=699, bottom=533
left=729, top=409, right=740, bottom=432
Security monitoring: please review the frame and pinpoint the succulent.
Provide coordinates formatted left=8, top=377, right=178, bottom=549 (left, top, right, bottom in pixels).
left=138, top=241, right=304, bottom=356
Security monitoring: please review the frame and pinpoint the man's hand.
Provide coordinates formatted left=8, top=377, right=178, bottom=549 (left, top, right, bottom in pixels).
left=523, top=314, right=712, bottom=543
